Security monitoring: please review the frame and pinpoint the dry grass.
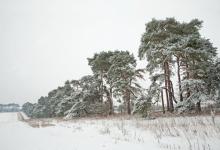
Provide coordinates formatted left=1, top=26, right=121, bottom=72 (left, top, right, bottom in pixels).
left=133, top=115, right=220, bottom=150
left=25, top=119, right=55, bottom=128
left=18, top=112, right=220, bottom=149
left=17, top=112, right=56, bottom=128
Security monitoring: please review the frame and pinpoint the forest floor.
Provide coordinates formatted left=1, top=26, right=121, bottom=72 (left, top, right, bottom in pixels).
left=0, top=112, right=220, bottom=150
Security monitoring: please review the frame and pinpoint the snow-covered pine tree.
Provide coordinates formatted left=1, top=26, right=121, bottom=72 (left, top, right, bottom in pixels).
left=139, top=18, right=180, bottom=112
left=179, top=34, right=217, bottom=111
left=87, top=51, right=115, bottom=114
left=107, top=50, right=143, bottom=114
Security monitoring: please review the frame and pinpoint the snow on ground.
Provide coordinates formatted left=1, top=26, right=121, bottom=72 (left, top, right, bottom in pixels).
left=0, top=113, right=220, bottom=150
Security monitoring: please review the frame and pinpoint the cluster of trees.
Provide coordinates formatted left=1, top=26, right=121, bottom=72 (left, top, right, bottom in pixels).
left=138, top=18, right=220, bottom=113
left=23, top=18, right=220, bottom=118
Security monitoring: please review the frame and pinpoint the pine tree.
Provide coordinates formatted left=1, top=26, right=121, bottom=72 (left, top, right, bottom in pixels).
left=88, top=51, right=115, bottom=114
left=139, top=18, right=178, bottom=112
left=107, top=51, right=143, bottom=114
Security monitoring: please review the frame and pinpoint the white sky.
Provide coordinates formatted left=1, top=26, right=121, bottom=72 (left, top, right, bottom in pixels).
left=0, top=0, right=220, bottom=105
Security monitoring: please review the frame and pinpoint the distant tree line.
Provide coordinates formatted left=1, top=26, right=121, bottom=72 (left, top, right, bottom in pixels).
left=22, top=18, right=220, bottom=118
left=0, top=103, right=20, bottom=112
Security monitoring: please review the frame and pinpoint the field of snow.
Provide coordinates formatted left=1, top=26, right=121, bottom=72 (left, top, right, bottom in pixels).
left=0, top=112, right=220, bottom=150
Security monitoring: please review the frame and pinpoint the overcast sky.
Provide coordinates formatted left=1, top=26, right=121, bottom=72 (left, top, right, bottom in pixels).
left=0, top=0, right=219, bottom=105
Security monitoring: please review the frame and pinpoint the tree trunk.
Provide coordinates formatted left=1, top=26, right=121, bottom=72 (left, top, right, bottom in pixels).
left=161, top=89, right=165, bottom=114
left=185, top=62, right=191, bottom=98
left=177, top=57, right=183, bottom=102
left=164, top=62, right=170, bottom=111
left=170, top=81, right=177, bottom=104
left=196, top=101, right=201, bottom=113
left=168, top=81, right=174, bottom=112
left=125, top=89, right=131, bottom=115
left=218, top=88, right=220, bottom=101
left=100, top=73, right=104, bottom=102
left=195, top=87, right=201, bottom=113
left=109, top=87, right=114, bottom=115
left=165, top=61, right=174, bottom=112
left=104, top=86, right=114, bottom=115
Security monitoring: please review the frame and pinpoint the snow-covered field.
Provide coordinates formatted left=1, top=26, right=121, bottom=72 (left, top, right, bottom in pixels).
left=0, top=113, right=220, bottom=150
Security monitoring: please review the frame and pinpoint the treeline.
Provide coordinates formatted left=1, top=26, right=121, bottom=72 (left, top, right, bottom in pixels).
left=23, top=18, right=220, bottom=118
left=0, top=103, right=20, bottom=112
left=23, top=51, right=144, bottom=118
